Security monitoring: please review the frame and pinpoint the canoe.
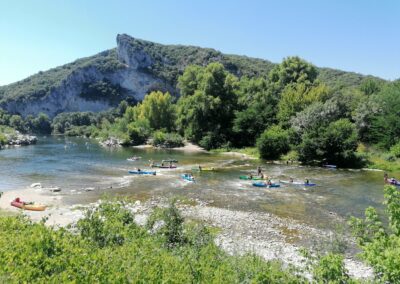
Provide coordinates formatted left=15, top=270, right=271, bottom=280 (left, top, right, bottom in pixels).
left=239, top=175, right=263, bottom=180
left=162, top=159, right=178, bottom=163
left=387, top=180, right=400, bottom=186
left=280, top=180, right=316, bottom=186
left=192, top=167, right=215, bottom=172
left=151, top=164, right=177, bottom=169
left=323, top=164, right=337, bottom=169
left=181, top=174, right=195, bottom=182
left=128, top=170, right=156, bottom=175
left=252, top=182, right=280, bottom=188
left=11, top=201, right=47, bottom=211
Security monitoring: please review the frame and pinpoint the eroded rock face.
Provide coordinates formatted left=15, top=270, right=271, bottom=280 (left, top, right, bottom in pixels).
left=3, top=35, right=173, bottom=118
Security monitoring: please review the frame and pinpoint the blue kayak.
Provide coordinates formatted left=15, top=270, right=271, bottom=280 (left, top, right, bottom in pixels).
left=181, top=174, right=195, bottom=182
left=128, top=170, right=156, bottom=175
left=252, top=182, right=280, bottom=188
left=280, top=180, right=316, bottom=186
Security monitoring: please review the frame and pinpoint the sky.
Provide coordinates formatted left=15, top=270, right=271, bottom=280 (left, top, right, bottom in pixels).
left=0, top=0, right=399, bottom=86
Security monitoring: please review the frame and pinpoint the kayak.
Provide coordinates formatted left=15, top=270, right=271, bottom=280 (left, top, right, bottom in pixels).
left=239, top=175, right=263, bottom=180
left=387, top=179, right=400, bottom=186
left=192, top=167, right=215, bottom=172
left=252, top=182, right=280, bottom=188
left=163, top=159, right=178, bottom=163
left=280, top=180, right=316, bottom=187
left=181, top=174, right=195, bottom=182
left=11, top=199, right=46, bottom=211
left=128, top=170, right=156, bottom=175
left=127, top=157, right=141, bottom=161
left=323, top=164, right=337, bottom=169
left=151, top=164, right=177, bottom=169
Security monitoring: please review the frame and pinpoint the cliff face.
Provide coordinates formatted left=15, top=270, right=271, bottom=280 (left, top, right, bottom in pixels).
left=1, top=35, right=173, bottom=118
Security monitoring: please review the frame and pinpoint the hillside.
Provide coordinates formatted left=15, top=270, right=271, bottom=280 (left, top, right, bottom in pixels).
left=0, top=34, right=384, bottom=117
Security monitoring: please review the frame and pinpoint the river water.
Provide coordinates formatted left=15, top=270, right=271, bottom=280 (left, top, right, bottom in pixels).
left=0, top=136, right=386, bottom=229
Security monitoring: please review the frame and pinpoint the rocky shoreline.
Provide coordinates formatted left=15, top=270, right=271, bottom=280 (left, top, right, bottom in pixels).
left=0, top=189, right=373, bottom=280
left=1, top=132, right=37, bottom=149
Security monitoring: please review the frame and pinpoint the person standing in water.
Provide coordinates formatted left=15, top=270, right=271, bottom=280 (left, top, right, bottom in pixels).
left=257, top=166, right=262, bottom=176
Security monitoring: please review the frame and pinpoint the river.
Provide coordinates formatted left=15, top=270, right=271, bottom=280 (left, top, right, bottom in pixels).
left=0, top=136, right=386, bottom=229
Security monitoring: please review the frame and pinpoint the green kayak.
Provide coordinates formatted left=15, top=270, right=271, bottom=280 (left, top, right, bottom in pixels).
left=239, top=175, right=263, bottom=180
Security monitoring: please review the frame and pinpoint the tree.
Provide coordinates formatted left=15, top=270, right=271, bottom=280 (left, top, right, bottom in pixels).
left=359, top=78, right=382, bottom=96
left=9, top=115, right=25, bottom=132
left=133, top=91, right=176, bottom=132
left=269, top=56, right=317, bottom=87
left=349, top=185, right=400, bottom=283
left=176, top=63, right=239, bottom=146
left=366, top=82, right=400, bottom=149
left=232, top=77, right=278, bottom=146
left=297, top=119, right=358, bottom=166
left=277, top=83, right=331, bottom=125
left=257, top=125, right=290, bottom=160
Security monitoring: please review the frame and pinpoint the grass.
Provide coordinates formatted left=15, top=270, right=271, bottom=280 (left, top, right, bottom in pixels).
left=357, top=143, right=400, bottom=172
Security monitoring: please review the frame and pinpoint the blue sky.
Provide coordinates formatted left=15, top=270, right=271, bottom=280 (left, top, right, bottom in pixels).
left=0, top=0, right=399, bottom=85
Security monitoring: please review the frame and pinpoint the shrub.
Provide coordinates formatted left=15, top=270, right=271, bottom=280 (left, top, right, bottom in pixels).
left=390, top=142, right=400, bottom=158
left=151, top=131, right=184, bottom=148
left=257, top=125, right=290, bottom=160
left=313, top=253, right=352, bottom=284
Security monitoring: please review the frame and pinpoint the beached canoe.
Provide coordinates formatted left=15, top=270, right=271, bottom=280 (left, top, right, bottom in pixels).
left=252, top=182, right=280, bottom=188
left=181, top=174, right=195, bottom=182
left=11, top=199, right=46, bottom=211
left=239, top=175, right=263, bottom=180
left=128, top=170, right=156, bottom=175
left=280, top=180, right=316, bottom=186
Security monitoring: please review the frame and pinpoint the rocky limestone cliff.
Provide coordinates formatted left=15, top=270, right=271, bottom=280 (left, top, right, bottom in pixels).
left=1, top=35, right=174, bottom=118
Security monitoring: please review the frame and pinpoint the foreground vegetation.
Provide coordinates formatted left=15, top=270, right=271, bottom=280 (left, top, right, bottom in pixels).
left=1, top=185, right=400, bottom=282
left=0, top=199, right=352, bottom=283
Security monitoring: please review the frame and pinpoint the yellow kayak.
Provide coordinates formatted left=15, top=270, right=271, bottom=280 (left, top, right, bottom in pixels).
left=23, top=204, right=47, bottom=211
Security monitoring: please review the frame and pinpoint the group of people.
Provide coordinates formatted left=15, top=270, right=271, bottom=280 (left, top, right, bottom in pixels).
left=249, top=166, right=311, bottom=185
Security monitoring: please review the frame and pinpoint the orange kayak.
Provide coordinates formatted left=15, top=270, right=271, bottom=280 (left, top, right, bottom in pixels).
left=11, top=199, right=47, bottom=211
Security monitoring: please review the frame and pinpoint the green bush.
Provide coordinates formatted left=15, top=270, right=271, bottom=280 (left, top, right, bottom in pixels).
left=257, top=125, right=290, bottom=160
left=313, top=253, right=352, bottom=284
left=151, top=131, right=184, bottom=148
left=390, top=142, right=400, bottom=158
left=349, top=185, right=400, bottom=282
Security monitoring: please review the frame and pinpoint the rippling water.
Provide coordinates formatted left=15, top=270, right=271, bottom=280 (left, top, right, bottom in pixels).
left=0, top=136, right=386, bottom=228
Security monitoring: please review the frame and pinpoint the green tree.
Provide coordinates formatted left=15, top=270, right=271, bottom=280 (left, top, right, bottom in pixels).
left=269, top=56, right=317, bottom=87
left=133, top=91, right=176, bottom=132
left=367, top=82, right=400, bottom=148
left=9, top=115, right=25, bottom=132
left=297, top=119, right=358, bottom=166
left=233, top=77, right=278, bottom=146
left=277, top=83, right=331, bottom=125
left=349, top=185, right=400, bottom=283
left=176, top=63, right=239, bottom=146
left=257, top=125, right=290, bottom=160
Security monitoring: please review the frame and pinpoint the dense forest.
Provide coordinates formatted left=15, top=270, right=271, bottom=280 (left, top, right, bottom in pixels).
left=1, top=56, right=399, bottom=170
